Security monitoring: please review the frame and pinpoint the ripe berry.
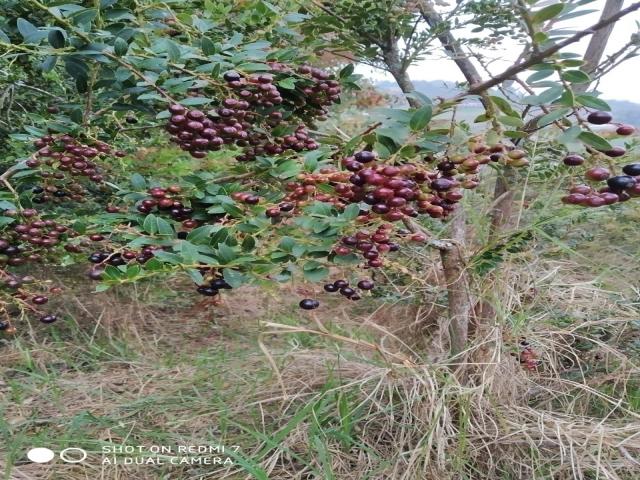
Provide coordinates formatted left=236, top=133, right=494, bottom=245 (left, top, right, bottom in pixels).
left=299, top=298, right=319, bottom=310
left=622, top=163, right=640, bottom=176
left=223, top=71, right=241, bottom=82
left=211, top=278, right=232, bottom=290
left=357, top=279, right=374, bottom=290
left=0, top=320, right=9, bottom=330
left=561, top=193, right=586, bottom=205
left=563, top=154, right=584, bottom=166
left=39, top=314, right=57, bottom=324
left=354, top=151, right=376, bottom=163
left=339, top=287, right=355, bottom=297
left=265, top=207, right=281, bottom=218
left=587, top=111, right=612, bottom=125
left=410, top=233, right=427, bottom=243
left=616, top=125, right=635, bottom=135
left=32, top=295, right=49, bottom=305
left=334, top=280, right=348, bottom=288
left=430, top=178, right=454, bottom=191
left=89, top=234, right=104, bottom=241
left=197, top=286, right=218, bottom=296
left=599, top=192, right=619, bottom=205
left=88, top=268, right=103, bottom=280
left=603, top=146, right=626, bottom=157
left=586, top=195, right=606, bottom=207
left=585, top=167, right=610, bottom=181
left=324, top=283, right=339, bottom=292
left=606, top=175, right=636, bottom=191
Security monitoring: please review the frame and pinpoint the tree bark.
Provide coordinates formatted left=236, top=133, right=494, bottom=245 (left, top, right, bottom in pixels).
left=574, top=0, right=624, bottom=93
left=439, top=245, right=471, bottom=356
left=380, top=43, right=420, bottom=108
left=416, top=1, right=483, bottom=85
left=380, top=12, right=473, bottom=355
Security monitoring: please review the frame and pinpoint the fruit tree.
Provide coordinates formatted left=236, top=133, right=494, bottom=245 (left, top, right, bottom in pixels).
left=0, top=0, right=639, bottom=358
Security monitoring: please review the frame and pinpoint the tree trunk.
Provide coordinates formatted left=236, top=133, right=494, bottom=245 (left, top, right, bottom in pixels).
left=577, top=0, right=624, bottom=87
left=380, top=27, right=473, bottom=356
left=416, top=1, right=483, bottom=86
left=381, top=44, right=420, bottom=108
left=439, top=244, right=471, bottom=356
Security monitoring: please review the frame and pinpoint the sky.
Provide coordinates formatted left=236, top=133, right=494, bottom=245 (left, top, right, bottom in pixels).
left=355, top=0, right=640, bottom=102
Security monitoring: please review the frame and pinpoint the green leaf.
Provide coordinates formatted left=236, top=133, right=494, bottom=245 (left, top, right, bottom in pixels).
left=17, top=18, right=38, bottom=39
left=526, top=70, right=554, bottom=84
left=201, top=37, right=216, bottom=56
left=489, top=96, right=520, bottom=117
left=522, top=85, right=564, bottom=105
left=142, top=214, right=158, bottom=235
left=557, top=125, right=581, bottom=145
left=277, top=77, right=296, bottom=89
left=0, top=216, right=15, bottom=227
left=341, top=203, right=360, bottom=221
left=187, top=268, right=204, bottom=285
left=130, top=173, right=147, bottom=189
left=186, top=225, right=215, bottom=244
left=164, top=39, right=181, bottom=62
left=156, top=217, right=174, bottom=236
left=217, top=244, right=237, bottom=264
left=152, top=251, right=183, bottom=264
left=70, top=8, right=98, bottom=26
left=575, top=94, right=611, bottom=111
left=114, top=37, right=129, bottom=56
left=339, top=64, right=355, bottom=79
left=0, top=29, right=10, bottom=43
left=47, top=29, right=65, bottom=48
left=409, top=106, right=433, bottom=131
left=222, top=268, right=249, bottom=288
left=531, top=3, right=565, bottom=24
left=180, top=97, right=214, bottom=106
left=536, top=107, right=571, bottom=126
left=236, top=62, right=271, bottom=72
left=40, top=56, right=58, bottom=72
left=578, top=131, right=612, bottom=151
left=405, top=92, right=432, bottom=107
left=241, top=235, right=256, bottom=251
left=561, top=70, right=590, bottom=84
left=303, top=265, right=329, bottom=282
left=498, top=115, right=524, bottom=128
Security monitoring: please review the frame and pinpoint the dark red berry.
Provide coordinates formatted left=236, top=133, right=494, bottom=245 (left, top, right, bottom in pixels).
left=563, top=154, right=584, bottom=166
left=32, top=295, right=49, bottom=305
left=587, top=111, right=612, bottom=125
left=39, top=315, right=57, bottom=324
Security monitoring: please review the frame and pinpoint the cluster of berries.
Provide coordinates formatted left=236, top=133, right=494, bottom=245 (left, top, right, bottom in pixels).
left=562, top=163, right=640, bottom=207
left=0, top=273, right=61, bottom=330
left=334, top=225, right=400, bottom=268
left=27, top=135, right=123, bottom=203
left=165, top=64, right=340, bottom=161
left=0, top=209, right=76, bottom=267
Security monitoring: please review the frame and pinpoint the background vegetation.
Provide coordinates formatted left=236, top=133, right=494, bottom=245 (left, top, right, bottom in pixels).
left=1, top=1, right=640, bottom=479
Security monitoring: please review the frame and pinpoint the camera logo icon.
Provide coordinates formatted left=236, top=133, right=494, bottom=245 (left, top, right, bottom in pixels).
left=27, top=447, right=87, bottom=463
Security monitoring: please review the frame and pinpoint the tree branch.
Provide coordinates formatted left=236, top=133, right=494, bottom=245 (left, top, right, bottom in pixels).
left=462, top=1, right=640, bottom=96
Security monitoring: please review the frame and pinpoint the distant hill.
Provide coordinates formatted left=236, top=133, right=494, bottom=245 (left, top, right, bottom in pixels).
left=376, top=80, right=640, bottom=126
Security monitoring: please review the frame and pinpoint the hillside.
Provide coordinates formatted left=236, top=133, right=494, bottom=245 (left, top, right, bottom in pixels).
left=377, top=80, right=640, bottom=126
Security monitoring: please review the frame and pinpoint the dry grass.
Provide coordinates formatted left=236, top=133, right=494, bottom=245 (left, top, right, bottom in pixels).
left=1, top=244, right=639, bottom=480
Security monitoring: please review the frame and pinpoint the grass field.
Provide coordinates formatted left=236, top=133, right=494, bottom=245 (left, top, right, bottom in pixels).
left=2, top=171, right=640, bottom=479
